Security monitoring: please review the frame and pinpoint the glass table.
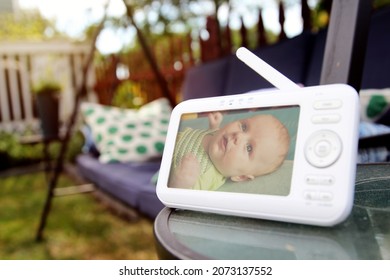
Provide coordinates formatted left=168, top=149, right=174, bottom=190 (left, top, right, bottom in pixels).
left=154, top=163, right=390, bottom=259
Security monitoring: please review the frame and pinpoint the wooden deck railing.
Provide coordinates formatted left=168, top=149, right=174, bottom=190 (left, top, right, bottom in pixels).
left=0, top=41, right=95, bottom=133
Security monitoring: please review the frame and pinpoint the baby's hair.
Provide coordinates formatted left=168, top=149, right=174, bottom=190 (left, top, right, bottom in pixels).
left=273, top=117, right=290, bottom=168
left=255, top=115, right=290, bottom=176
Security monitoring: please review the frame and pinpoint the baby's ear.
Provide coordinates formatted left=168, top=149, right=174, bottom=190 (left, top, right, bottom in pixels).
left=230, top=175, right=254, bottom=182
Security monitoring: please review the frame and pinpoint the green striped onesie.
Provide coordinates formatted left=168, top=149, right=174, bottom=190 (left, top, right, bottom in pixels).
left=172, top=127, right=226, bottom=191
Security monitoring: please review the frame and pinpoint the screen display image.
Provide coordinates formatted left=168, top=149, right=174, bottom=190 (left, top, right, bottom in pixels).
left=168, top=105, right=300, bottom=196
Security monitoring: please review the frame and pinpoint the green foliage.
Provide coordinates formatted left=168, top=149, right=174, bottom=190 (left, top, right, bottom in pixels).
left=373, top=0, right=390, bottom=9
left=112, top=81, right=146, bottom=109
left=32, top=80, right=62, bottom=95
left=0, top=133, right=40, bottom=170
left=0, top=131, right=84, bottom=171
left=0, top=11, right=62, bottom=41
left=124, top=0, right=203, bottom=35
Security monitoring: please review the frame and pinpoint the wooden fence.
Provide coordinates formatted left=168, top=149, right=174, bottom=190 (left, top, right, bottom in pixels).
left=94, top=34, right=194, bottom=106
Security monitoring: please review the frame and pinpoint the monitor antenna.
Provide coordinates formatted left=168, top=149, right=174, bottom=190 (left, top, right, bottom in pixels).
left=236, top=47, right=300, bottom=90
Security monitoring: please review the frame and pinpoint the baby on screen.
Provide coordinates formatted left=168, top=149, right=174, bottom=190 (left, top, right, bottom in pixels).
left=168, top=111, right=290, bottom=191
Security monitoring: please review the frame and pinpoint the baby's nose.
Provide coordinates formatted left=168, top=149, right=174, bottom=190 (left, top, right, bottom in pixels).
left=233, top=132, right=244, bottom=144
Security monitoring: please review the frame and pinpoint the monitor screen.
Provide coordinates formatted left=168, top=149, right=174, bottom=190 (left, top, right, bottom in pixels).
left=168, top=105, right=300, bottom=196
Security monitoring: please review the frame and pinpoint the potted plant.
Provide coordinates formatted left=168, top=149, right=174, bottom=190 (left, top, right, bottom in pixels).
left=33, top=80, right=62, bottom=139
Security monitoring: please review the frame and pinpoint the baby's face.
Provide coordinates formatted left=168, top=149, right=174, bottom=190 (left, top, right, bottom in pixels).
left=206, top=115, right=288, bottom=181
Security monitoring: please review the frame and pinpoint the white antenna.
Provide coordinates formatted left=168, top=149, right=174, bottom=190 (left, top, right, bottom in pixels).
left=236, top=47, right=300, bottom=90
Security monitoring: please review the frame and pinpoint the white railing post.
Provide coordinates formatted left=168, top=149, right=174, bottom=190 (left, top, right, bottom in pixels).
left=0, top=41, right=95, bottom=134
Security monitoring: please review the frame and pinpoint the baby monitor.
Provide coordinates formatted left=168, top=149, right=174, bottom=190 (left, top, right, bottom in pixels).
left=156, top=48, right=360, bottom=226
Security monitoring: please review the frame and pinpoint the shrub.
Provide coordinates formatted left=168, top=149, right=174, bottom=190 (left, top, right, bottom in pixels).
left=0, top=131, right=83, bottom=171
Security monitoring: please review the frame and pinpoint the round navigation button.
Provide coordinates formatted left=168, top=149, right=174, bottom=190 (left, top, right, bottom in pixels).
left=314, top=140, right=332, bottom=157
left=305, top=130, right=342, bottom=168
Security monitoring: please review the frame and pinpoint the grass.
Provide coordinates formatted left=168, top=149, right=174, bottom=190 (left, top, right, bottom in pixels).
left=0, top=168, right=158, bottom=260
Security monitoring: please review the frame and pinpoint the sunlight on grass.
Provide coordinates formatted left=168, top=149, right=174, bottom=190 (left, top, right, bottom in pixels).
left=0, top=171, right=158, bottom=260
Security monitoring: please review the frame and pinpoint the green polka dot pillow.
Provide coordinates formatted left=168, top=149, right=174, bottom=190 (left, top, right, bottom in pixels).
left=81, top=98, right=171, bottom=163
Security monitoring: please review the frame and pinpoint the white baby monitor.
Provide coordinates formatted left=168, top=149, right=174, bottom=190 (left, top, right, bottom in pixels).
left=156, top=48, right=359, bottom=226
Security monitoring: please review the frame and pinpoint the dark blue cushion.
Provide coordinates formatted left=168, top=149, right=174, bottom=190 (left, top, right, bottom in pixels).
left=304, top=29, right=327, bottom=86
left=182, top=58, right=229, bottom=100
left=361, top=6, right=390, bottom=89
left=76, top=154, right=164, bottom=219
left=224, top=32, right=313, bottom=95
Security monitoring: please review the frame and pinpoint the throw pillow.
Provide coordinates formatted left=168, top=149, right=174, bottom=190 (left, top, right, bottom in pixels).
left=81, top=98, right=172, bottom=163
left=359, top=88, right=390, bottom=123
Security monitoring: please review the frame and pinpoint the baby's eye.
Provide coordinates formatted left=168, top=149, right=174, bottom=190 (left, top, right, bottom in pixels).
left=246, top=144, right=253, bottom=154
left=241, top=122, right=248, bottom=132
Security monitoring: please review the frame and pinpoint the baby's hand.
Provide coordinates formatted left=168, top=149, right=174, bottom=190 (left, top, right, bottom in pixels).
left=169, top=154, right=201, bottom=189
left=208, top=112, right=223, bottom=129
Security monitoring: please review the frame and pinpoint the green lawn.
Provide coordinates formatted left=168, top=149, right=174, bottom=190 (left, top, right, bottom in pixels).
left=0, top=169, right=157, bottom=260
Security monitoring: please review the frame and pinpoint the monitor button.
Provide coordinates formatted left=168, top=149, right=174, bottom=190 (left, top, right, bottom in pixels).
left=305, top=175, right=335, bottom=186
left=312, top=114, right=341, bottom=124
left=313, top=100, right=342, bottom=110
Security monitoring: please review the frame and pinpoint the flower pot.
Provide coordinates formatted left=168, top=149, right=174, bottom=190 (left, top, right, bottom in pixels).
left=36, top=91, right=60, bottom=139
